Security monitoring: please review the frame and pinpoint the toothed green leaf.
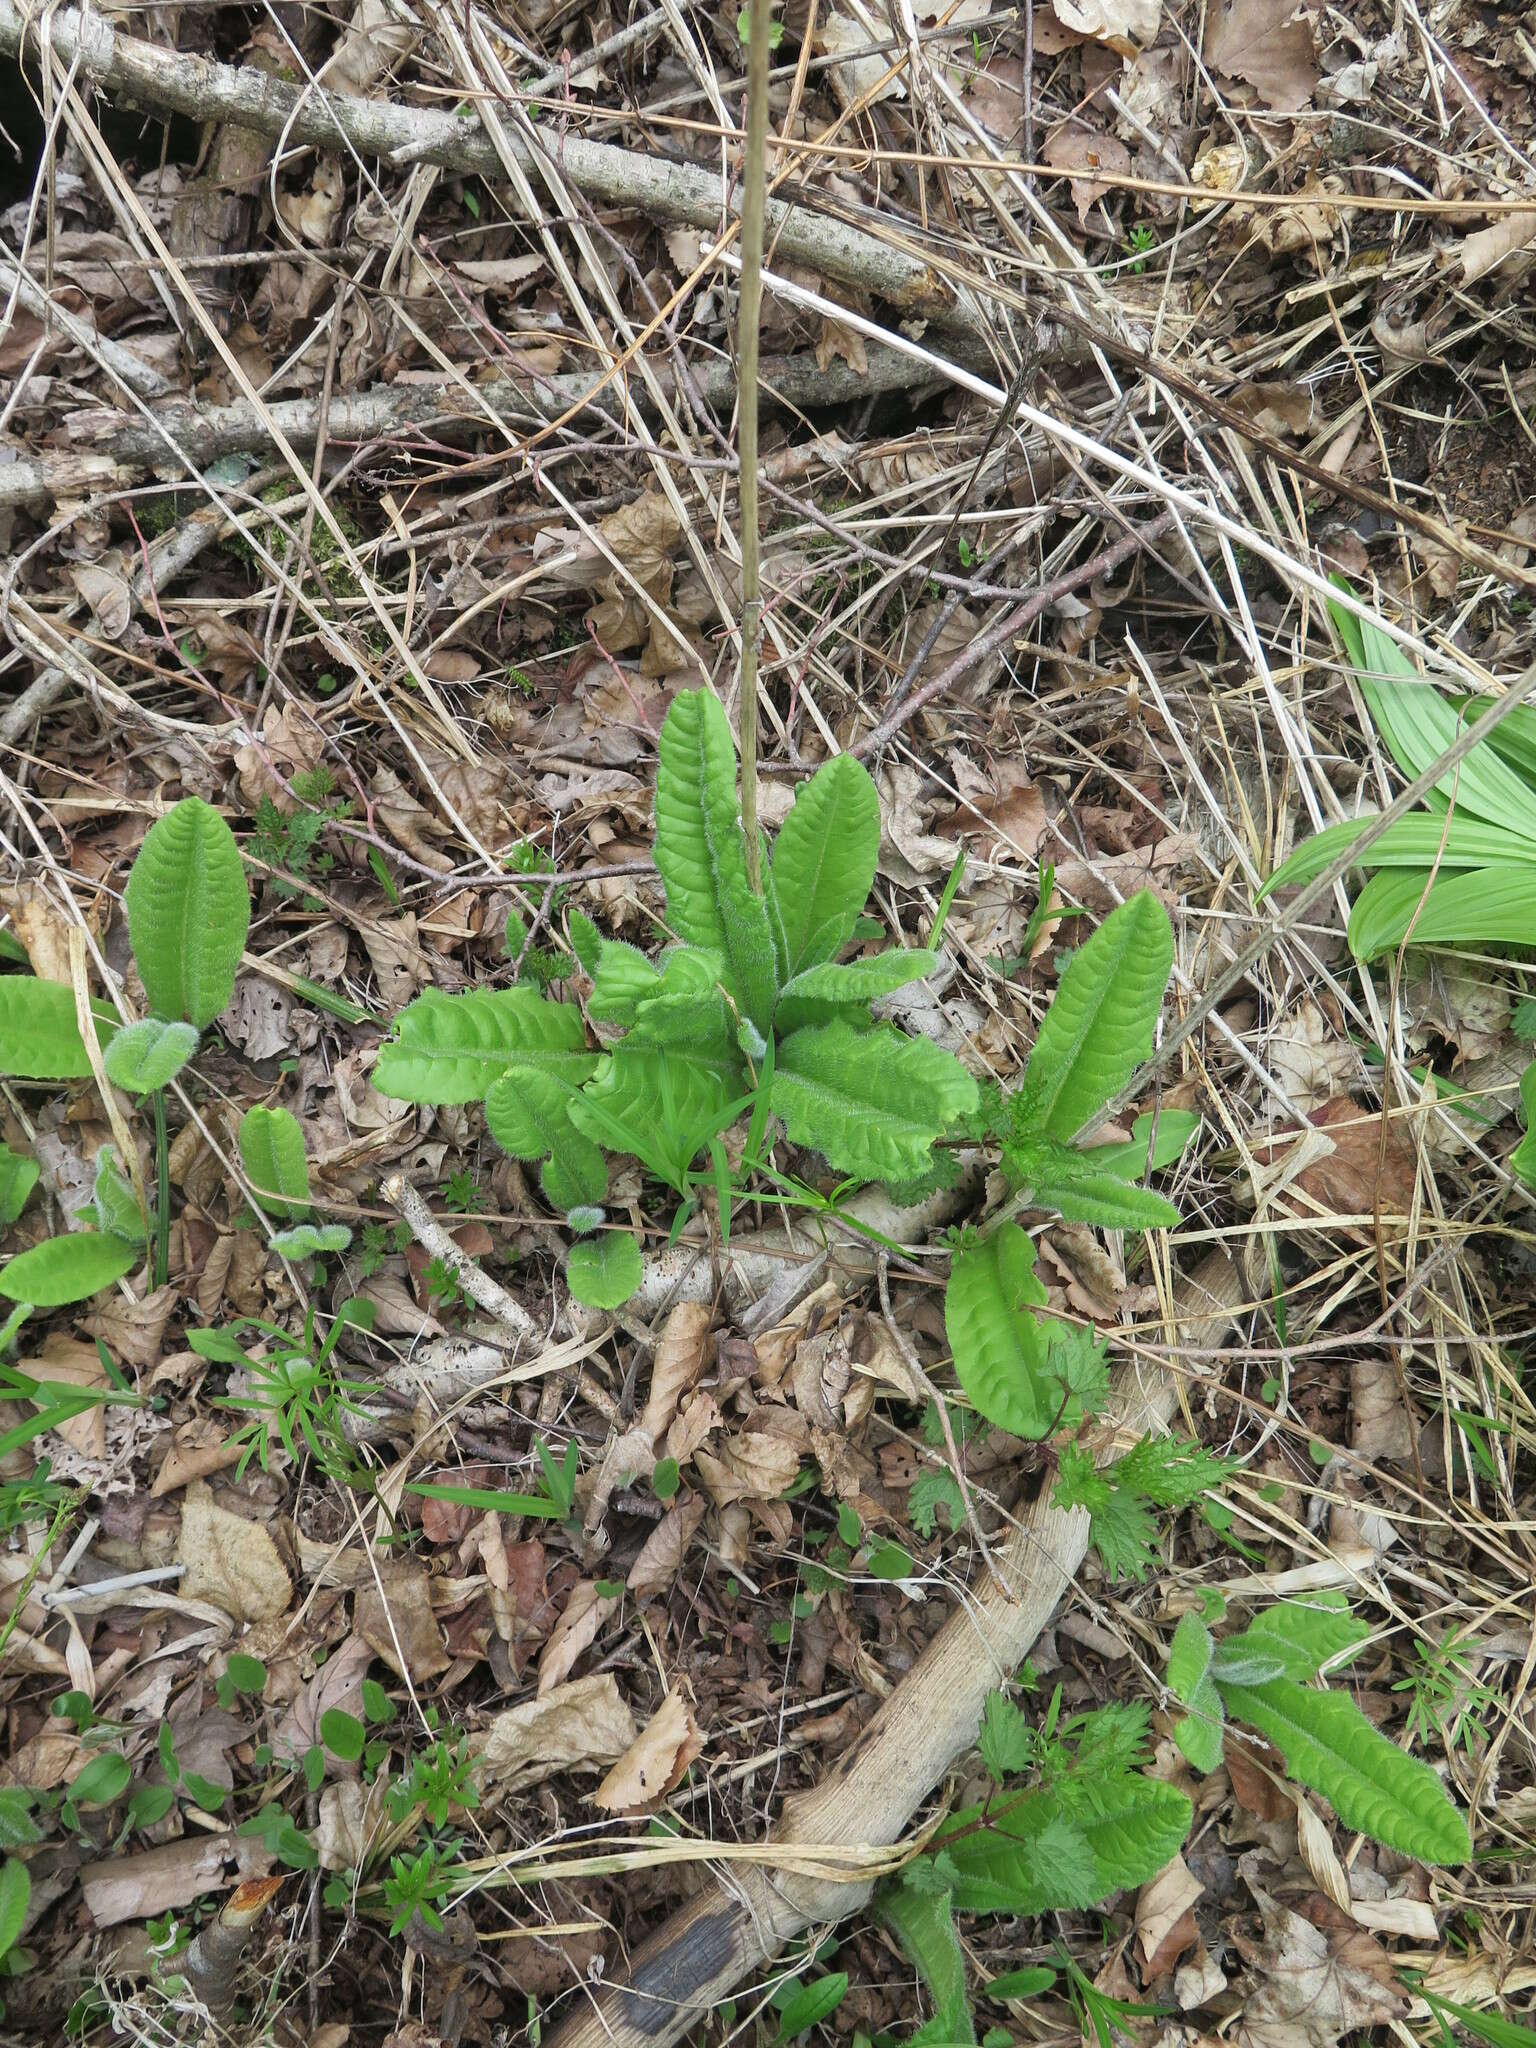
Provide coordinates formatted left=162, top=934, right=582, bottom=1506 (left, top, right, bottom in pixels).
left=769, top=751, right=881, bottom=976
left=653, top=689, right=776, bottom=1031
left=486, top=1066, right=607, bottom=1212
left=770, top=1021, right=977, bottom=1182
left=1005, top=1134, right=1181, bottom=1229
left=0, top=976, right=117, bottom=1081
left=773, top=948, right=939, bottom=1034
left=567, top=1231, right=642, bottom=1310
left=0, top=1230, right=139, bottom=1306
left=102, top=1018, right=200, bottom=1095
left=238, top=1106, right=312, bottom=1221
left=1015, top=891, right=1173, bottom=1144
left=937, top=1777, right=1192, bottom=1915
left=1216, top=1675, right=1470, bottom=1863
left=944, top=1223, right=1054, bottom=1440
left=125, top=796, right=251, bottom=1027
left=374, top=988, right=594, bottom=1103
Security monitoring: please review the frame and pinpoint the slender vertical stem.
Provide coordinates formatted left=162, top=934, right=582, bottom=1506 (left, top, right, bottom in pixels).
left=152, top=1088, right=170, bottom=1290
left=736, top=0, right=773, bottom=892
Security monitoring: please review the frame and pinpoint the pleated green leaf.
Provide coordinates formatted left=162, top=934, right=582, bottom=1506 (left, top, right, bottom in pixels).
left=943, top=1223, right=1055, bottom=1441
left=486, top=1066, right=607, bottom=1212
left=374, top=988, right=594, bottom=1103
left=769, top=752, right=881, bottom=976
left=125, top=797, right=251, bottom=1027
left=1347, top=865, right=1536, bottom=959
left=1217, top=1676, right=1470, bottom=1863
left=770, top=1021, right=977, bottom=1182
left=0, top=1230, right=138, bottom=1306
left=1016, top=892, right=1173, bottom=1144
left=102, top=1018, right=200, bottom=1095
left=238, top=1106, right=312, bottom=1220
left=1220, top=1592, right=1370, bottom=1681
left=571, top=1043, right=745, bottom=1192
left=1260, top=812, right=1536, bottom=897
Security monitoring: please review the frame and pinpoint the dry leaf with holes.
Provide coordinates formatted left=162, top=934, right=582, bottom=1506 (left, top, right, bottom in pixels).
left=1349, top=1356, right=1415, bottom=1463
left=1234, top=1886, right=1408, bottom=2048
left=476, top=1673, right=637, bottom=1790
left=1136, top=1853, right=1204, bottom=1975
left=1270, top=1001, right=1359, bottom=1111
left=1204, top=0, right=1318, bottom=110
left=233, top=702, right=324, bottom=812
left=176, top=1481, right=291, bottom=1622
left=538, top=1580, right=619, bottom=1694
left=272, top=1635, right=374, bottom=1766
left=591, top=1690, right=703, bottom=1811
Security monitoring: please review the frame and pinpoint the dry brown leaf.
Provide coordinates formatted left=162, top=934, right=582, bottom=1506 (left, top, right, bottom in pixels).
left=1137, top=1853, right=1204, bottom=1974
left=692, top=1419, right=805, bottom=1509
left=362, top=916, right=430, bottom=1006
left=82, top=1282, right=176, bottom=1371
left=80, top=1832, right=271, bottom=1929
left=322, top=0, right=419, bottom=94
left=537, top=1579, right=619, bottom=1693
left=1042, top=122, right=1134, bottom=224
left=820, top=10, right=906, bottom=107
left=476, top=1672, right=638, bottom=1790
left=356, top=1564, right=450, bottom=1682
left=1295, top=1096, right=1416, bottom=1225
left=72, top=562, right=131, bottom=641
left=0, top=880, right=84, bottom=983
left=1234, top=1886, right=1408, bottom=2048
left=627, top=1495, right=708, bottom=1601
left=18, top=1336, right=108, bottom=1458
left=151, top=1420, right=244, bottom=1496
left=175, top=1481, right=291, bottom=1622
left=1348, top=1356, right=1415, bottom=1463
left=642, top=1301, right=714, bottom=1440
left=1050, top=0, right=1160, bottom=42
left=1292, top=1789, right=1352, bottom=1914
left=318, top=1774, right=390, bottom=1871
left=233, top=701, right=324, bottom=812
left=1270, top=1001, right=1359, bottom=1111
left=591, top=1689, right=704, bottom=1812
left=272, top=1635, right=375, bottom=1766
left=277, top=159, right=345, bottom=246
left=1451, top=209, right=1536, bottom=288
left=1204, top=0, right=1318, bottom=110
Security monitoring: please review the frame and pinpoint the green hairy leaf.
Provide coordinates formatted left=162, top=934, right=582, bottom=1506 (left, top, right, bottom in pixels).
left=239, top=1106, right=312, bottom=1220
left=567, top=1231, right=643, bottom=1309
left=773, top=948, right=939, bottom=1034
left=1217, top=1675, right=1470, bottom=1863
left=938, top=1776, right=1192, bottom=1915
left=567, top=909, right=602, bottom=977
left=90, top=1146, right=145, bottom=1246
left=875, top=1875, right=974, bottom=2047
left=770, top=1021, right=977, bottom=1181
left=1174, top=1675, right=1226, bottom=1773
left=1015, top=891, right=1173, bottom=1144
left=0, top=1230, right=139, bottom=1306
left=1166, top=1614, right=1215, bottom=1701
left=587, top=937, right=661, bottom=1025
left=1225, top=1592, right=1370, bottom=1681
left=375, top=988, right=595, bottom=1103
left=653, top=690, right=777, bottom=1031
left=125, top=796, right=251, bottom=1027
left=768, top=751, right=881, bottom=976
left=1007, top=1135, right=1181, bottom=1229
left=630, top=948, right=735, bottom=1055
left=0, top=975, right=117, bottom=1081
left=486, top=1067, right=607, bottom=1211
left=270, top=1222, right=352, bottom=1258
left=1080, top=1108, right=1201, bottom=1180
left=571, top=1043, right=744, bottom=1191
left=0, top=1856, right=30, bottom=1966
left=0, top=1142, right=39, bottom=1228
left=944, top=1223, right=1054, bottom=1440
left=102, top=1017, right=200, bottom=1095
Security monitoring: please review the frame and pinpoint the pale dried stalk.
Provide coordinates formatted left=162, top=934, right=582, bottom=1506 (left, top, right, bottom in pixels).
left=735, top=0, right=772, bottom=888
left=547, top=1251, right=1242, bottom=2048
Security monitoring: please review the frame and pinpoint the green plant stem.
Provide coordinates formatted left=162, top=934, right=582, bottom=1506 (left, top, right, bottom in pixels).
left=152, top=1088, right=170, bottom=1290
left=735, top=0, right=772, bottom=893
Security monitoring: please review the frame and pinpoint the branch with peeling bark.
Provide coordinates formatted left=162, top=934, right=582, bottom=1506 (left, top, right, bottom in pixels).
left=546, top=1251, right=1241, bottom=2048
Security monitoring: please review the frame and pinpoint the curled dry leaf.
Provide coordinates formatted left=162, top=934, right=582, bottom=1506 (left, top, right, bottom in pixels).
left=538, top=1579, right=620, bottom=1694
left=627, top=1494, right=708, bottom=1601
left=642, top=1301, right=715, bottom=1440
left=1234, top=1886, right=1408, bottom=2048
left=692, top=1416, right=806, bottom=1509
left=1450, top=209, right=1536, bottom=288
left=80, top=1832, right=272, bottom=1929
left=1136, top=1852, right=1204, bottom=1975
left=176, top=1480, right=291, bottom=1623
left=591, top=1689, right=704, bottom=1812
left=355, top=1563, right=450, bottom=1682
left=1348, top=1356, right=1415, bottom=1463
left=476, top=1672, right=638, bottom=1792
left=318, top=1774, right=390, bottom=1871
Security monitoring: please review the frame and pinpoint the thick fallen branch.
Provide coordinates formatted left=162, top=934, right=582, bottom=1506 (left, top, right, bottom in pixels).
left=0, top=0, right=1044, bottom=352
left=546, top=1249, right=1241, bottom=2048
left=0, top=342, right=950, bottom=512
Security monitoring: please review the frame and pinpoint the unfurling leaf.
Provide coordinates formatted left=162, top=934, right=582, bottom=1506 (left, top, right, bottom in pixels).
left=567, top=1231, right=643, bottom=1310
left=944, top=1223, right=1054, bottom=1440
left=125, top=796, right=251, bottom=1027
left=486, top=1066, right=607, bottom=1211
left=270, top=1222, right=352, bottom=1257
left=102, top=1017, right=200, bottom=1094
left=0, top=1230, right=139, bottom=1306
left=770, top=1021, right=977, bottom=1182
left=571, top=1043, right=744, bottom=1192
left=374, top=987, right=595, bottom=1103
left=1014, top=890, right=1173, bottom=1143
left=238, top=1106, right=312, bottom=1220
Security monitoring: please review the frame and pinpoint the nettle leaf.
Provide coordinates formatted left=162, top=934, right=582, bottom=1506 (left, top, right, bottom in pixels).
left=773, top=948, right=939, bottom=1035
left=567, top=1231, right=643, bottom=1310
left=0, top=1141, right=39, bottom=1228
left=1222, top=1593, right=1370, bottom=1681
left=944, top=1223, right=1055, bottom=1440
left=0, top=975, right=117, bottom=1081
left=0, top=1230, right=139, bottom=1306
left=571, top=1043, right=744, bottom=1191
left=486, top=1066, right=607, bottom=1211
left=1105, top=1435, right=1233, bottom=1509
left=770, top=1021, right=977, bottom=1182
left=1007, top=1134, right=1180, bottom=1229
left=768, top=751, right=881, bottom=976
left=653, top=689, right=777, bottom=1032
left=1015, top=891, right=1173, bottom=1144
left=239, top=1106, right=312, bottom=1220
left=102, top=1017, right=200, bottom=1095
left=375, top=988, right=595, bottom=1103
left=125, top=795, right=251, bottom=1027
left=938, top=1777, right=1192, bottom=1916
left=1216, top=1675, right=1470, bottom=1863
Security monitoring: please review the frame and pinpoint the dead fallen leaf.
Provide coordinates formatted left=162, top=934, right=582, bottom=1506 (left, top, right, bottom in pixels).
left=693, top=1418, right=805, bottom=1509
left=1296, top=1096, right=1417, bottom=1225
left=176, top=1480, right=291, bottom=1622
left=475, top=1672, right=638, bottom=1791
left=318, top=1774, right=390, bottom=1871
left=1450, top=209, right=1536, bottom=288
left=1136, top=1852, right=1205, bottom=1975
left=1234, top=1884, right=1408, bottom=2048
left=1042, top=122, right=1134, bottom=225
left=18, top=1336, right=108, bottom=1458
left=1204, top=0, right=1318, bottom=111
left=538, top=1579, right=620, bottom=1693
left=1050, top=0, right=1160, bottom=43
left=355, top=1564, right=450, bottom=1682
left=591, top=1689, right=703, bottom=1812
left=273, top=1635, right=375, bottom=1766
left=1349, top=1356, right=1415, bottom=1463
left=642, top=1301, right=715, bottom=1441
left=1270, top=1001, right=1359, bottom=1111
left=81, top=1831, right=271, bottom=1929
left=627, top=1495, right=708, bottom=1601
